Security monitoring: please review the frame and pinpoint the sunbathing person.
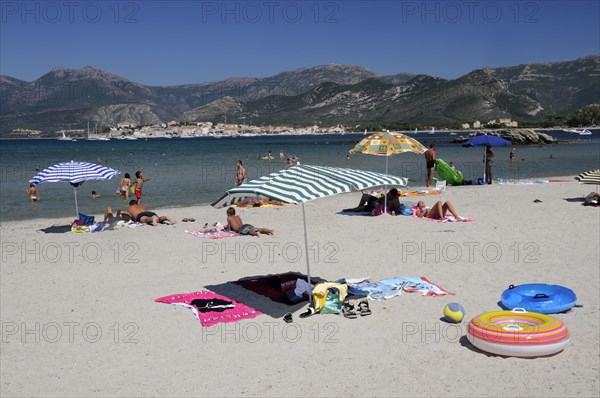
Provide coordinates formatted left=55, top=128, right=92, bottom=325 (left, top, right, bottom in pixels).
left=225, top=207, right=274, bottom=237
left=104, top=206, right=131, bottom=223
left=415, top=200, right=463, bottom=220
left=343, top=193, right=379, bottom=212
left=235, top=197, right=286, bottom=207
left=127, top=200, right=177, bottom=226
left=343, top=188, right=401, bottom=214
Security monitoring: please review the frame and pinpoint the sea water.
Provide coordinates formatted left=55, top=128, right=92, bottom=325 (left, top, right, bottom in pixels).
left=1, top=130, right=598, bottom=221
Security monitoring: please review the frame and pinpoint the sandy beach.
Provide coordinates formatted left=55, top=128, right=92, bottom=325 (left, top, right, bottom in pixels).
left=1, top=178, right=599, bottom=397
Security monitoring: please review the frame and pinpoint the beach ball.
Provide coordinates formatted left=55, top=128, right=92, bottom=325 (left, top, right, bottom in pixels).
left=443, top=303, right=465, bottom=323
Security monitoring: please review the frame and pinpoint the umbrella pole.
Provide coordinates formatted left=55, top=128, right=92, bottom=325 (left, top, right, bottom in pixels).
left=483, top=150, right=487, bottom=183
left=74, top=186, right=79, bottom=218
left=384, top=156, right=389, bottom=213
left=301, top=201, right=312, bottom=292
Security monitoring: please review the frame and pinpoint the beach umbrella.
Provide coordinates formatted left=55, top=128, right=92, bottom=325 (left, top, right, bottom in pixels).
left=575, top=170, right=600, bottom=185
left=29, top=161, right=120, bottom=218
left=462, top=135, right=511, bottom=181
left=349, top=131, right=426, bottom=211
left=212, top=164, right=408, bottom=287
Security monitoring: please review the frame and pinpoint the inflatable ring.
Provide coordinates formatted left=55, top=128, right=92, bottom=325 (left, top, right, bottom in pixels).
left=501, top=284, right=576, bottom=314
left=467, top=309, right=570, bottom=357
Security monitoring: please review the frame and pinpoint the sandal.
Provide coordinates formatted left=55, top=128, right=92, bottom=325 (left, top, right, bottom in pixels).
left=342, top=302, right=358, bottom=319
left=358, top=300, right=372, bottom=316
left=299, top=306, right=316, bottom=318
left=283, top=312, right=293, bottom=323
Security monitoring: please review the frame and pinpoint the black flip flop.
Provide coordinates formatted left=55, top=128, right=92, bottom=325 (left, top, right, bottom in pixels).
left=283, top=312, right=293, bottom=323
left=299, top=306, right=316, bottom=318
left=342, top=302, right=358, bottom=319
left=358, top=300, right=372, bottom=316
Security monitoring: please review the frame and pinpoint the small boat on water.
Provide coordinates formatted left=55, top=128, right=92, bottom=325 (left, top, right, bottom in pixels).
left=58, top=131, right=76, bottom=141
left=429, top=127, right=435, bottom=135
left=565, top=128, right=592, bottom=135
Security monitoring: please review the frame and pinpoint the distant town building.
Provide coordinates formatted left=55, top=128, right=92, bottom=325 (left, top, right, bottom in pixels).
left=473, top=121, right=481, bottom=129
left=462, top=123, right=470, bottom=129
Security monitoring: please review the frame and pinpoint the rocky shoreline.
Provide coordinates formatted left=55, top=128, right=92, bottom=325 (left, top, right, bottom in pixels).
left=451, top=129, right=558, bottom=145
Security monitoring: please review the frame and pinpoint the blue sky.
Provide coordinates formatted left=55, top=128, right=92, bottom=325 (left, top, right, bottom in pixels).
left=1, top=0, right=599, bottom=85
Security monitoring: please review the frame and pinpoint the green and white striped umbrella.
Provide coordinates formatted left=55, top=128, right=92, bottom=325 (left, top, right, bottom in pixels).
left=575, top=170, right=600, bottom=185
left=212, top=164, right=408, bottom=208
left=212, top=164, right=408, bottom=299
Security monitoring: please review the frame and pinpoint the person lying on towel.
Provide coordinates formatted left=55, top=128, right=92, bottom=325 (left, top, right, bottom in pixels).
left=225, top=207, right=274, bottom=237
left=415, top=200, right=464, bottom=221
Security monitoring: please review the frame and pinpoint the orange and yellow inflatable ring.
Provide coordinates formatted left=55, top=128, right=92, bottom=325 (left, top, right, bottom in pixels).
left=467, top=308, right=570, bottom=357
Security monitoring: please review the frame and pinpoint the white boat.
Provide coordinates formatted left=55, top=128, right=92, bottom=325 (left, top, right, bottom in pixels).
left=86, top=122, right=110, bottom=141
left=450, top=132, right=457, bottom=136
left=58, top=131, right=76, bottom=141
left=566, top=128, right=592, bottom=135
left=429, top=127, right=435, bottom=135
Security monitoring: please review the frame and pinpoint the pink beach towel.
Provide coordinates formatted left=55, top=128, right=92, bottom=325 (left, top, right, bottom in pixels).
left=155, top=290, right=262, bottom=327
left=187, top=227, right=241, bottom=239
left=412, top=206, right=474, bottom=223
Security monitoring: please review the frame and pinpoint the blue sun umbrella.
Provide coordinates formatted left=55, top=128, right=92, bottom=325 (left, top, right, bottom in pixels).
left=30, top=161, right=120, bottom=218
left=463, top=135, right=511, bottom=181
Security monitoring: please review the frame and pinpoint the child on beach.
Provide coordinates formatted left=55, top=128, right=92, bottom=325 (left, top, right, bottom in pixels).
left=225, top=207, right=274, bottom=237
left=27, top=184, right=39, bottom=202
left=134, top=170, right=151, bottom=204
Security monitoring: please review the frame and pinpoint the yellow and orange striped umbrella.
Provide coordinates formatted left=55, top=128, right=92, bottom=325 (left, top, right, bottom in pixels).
left=350, top=131, right=427, bottom=157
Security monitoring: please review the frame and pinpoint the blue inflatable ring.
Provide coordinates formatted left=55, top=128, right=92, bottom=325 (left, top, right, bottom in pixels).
left=501, top=284, right=577, bottom=314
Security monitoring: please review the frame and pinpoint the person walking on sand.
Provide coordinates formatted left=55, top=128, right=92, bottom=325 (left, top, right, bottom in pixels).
left=225, top=207, right=274, bottom=237
left=134, top=170, right=151, bottom=204
left=424, top=144, right=436, bottom=187
left=234, top=160, right=247, bottom=186
left=27, top=183, right=39, bottom=202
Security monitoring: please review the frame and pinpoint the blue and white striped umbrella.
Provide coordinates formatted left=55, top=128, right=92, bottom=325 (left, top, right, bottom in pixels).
left=30, top=161, right=120, bottom=218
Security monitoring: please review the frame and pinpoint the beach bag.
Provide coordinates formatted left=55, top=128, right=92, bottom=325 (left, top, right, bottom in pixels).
left=312, top=283, right=348, bottom=314
left=319, top=288, right=343, bottom=314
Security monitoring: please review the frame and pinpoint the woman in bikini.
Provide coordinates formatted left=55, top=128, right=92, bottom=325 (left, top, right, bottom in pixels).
left=416, top=200, right=463, bottom=220
left=27, top=184, right=39, bottom=202
left=118, top=173, right=131, bottom=198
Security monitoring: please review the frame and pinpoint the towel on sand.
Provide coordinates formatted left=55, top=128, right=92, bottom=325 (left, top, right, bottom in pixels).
left=187, top=227, right=241, bottom=239
left=155, top=290, right=262, bottom=327
left=347, top=276, right=454, bottom=300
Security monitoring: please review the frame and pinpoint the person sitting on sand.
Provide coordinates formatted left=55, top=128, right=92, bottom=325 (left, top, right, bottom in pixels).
left=415, top=200, right=463, bottom=220
left=27, top=183, right=39, bottom=202
left=127, top=200, right=177, bottom=226
left=104, top=207, right=131, bottom=223
left=225, top=207, right=274, bottom=237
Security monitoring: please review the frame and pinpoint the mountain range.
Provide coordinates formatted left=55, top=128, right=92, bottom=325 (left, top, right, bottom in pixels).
left=1, top=56, right=598, bottom=135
